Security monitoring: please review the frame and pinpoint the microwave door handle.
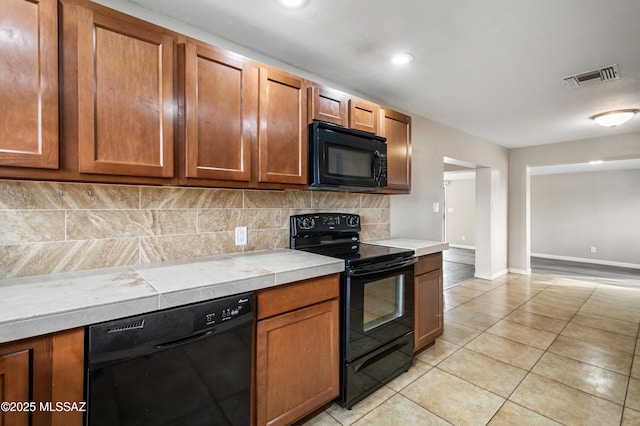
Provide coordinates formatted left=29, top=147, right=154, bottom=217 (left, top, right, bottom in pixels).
left=373, top=150, right=382, bottom=181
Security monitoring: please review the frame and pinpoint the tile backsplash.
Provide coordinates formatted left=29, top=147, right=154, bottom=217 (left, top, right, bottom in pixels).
left=0, top=180, right=390, bottom=280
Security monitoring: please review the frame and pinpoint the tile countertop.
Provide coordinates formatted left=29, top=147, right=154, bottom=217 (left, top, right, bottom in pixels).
left=0, top=249, right=344, bottom=343
left=368, top=239, right=449, bottom=257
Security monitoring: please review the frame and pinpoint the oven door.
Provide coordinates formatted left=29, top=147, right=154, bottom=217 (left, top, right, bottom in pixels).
left=344, top=258, right=416, bottom=362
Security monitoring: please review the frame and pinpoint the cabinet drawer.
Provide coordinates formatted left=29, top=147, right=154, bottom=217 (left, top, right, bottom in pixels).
left=257, top=274, right=340, bottom=320
left=415, top=253, right=443, bottom=275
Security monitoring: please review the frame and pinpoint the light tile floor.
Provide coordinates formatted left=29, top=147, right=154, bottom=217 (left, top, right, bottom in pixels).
left=304, top=273, right=640, bottom=426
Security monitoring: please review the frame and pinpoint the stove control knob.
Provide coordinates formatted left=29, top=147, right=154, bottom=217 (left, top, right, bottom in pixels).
left=346, top=216, right=359, bottom=227
left=298, top=217, right=315, bottom=230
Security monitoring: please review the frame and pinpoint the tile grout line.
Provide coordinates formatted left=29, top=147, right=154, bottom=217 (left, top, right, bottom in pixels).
left=420, top=278, right=539, bottom=424
left=620, top=319, right=640, bottom=425
left=482, top=277, right=602, bottom=424
left=444, top=278, right=548, bottom=424
left=323, top=274, right=637, bottom=425
left=444, top=276, right=627, bottom=424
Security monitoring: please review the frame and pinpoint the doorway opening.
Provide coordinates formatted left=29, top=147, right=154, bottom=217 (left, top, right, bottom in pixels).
left=527, top=160, right=640, bottom=287
left=443, top=158, right=476, bottom=287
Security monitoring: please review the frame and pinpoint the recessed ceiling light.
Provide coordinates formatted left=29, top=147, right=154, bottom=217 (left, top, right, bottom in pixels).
left=391, top=52, right=414, bottom=65
left=590, top=109, right=639, bottom=127
left=276, top=0, right=307, bottom=8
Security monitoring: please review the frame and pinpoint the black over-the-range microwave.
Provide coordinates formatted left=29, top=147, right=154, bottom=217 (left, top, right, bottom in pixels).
left=308, top=121, right=387, bottom=191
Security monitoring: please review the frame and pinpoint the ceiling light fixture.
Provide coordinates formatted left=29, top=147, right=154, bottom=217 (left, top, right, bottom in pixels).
left=391, top=52, right=414, bottom=65
left=590, top=109, right=639, bottom=127
left=276, top=0, right=307, bottom=8
left=589, top=160, right=603, bottom=165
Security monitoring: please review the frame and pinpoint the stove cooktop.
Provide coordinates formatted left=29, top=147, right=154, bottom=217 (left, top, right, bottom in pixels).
left=300, top=243, right=413, bottom=267
left=290, top=213, right=415, bottom=267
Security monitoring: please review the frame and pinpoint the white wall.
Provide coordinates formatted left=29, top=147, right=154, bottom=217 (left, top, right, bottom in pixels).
left=445, top=178, right=476, bottom=247
left=391, top=116, right=510, bottom=279
left=531, top=169, right=640, bottom=267
left=509, top=132, right=640, bottom=273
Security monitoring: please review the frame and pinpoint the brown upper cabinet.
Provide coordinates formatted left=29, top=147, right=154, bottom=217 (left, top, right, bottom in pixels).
left=181, top=41, right=257, bottom=182
left=0, top=0, right=59, bottom=169
left=76, top=4, right=175, bottom=178
left=180, top=45, right=309, bottom=188
left=0, top=0, right=410, bottom=192
left=380, top=108, right=411, bottom=192
left=308, top=85, right=349, bottom=127
left=308, top=84, right=387, bottom=138
left=258, top=66, right=308, bottom=185
left=349, top=98, right=380, bottom=134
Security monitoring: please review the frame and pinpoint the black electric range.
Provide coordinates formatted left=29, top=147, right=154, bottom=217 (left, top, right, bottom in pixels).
left=290, top=212, right=416, bottom=409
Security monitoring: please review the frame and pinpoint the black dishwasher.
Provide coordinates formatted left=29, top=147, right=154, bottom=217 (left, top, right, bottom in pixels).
left=86, top=292, right=253, bottom=426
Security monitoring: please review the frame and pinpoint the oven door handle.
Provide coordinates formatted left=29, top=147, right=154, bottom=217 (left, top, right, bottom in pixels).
left=348, top=257, right=417, bottom=277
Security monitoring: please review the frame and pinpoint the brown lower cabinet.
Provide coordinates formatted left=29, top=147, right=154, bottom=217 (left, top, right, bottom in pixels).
left=255, top=274, right=340, bottom=426
left=414, top=253, right=444, bottom=353
left=0, top=328, right=84, bottom=426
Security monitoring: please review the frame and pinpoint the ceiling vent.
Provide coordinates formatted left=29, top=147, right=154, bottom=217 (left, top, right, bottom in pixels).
left=563, top=64, right=620, bottom=88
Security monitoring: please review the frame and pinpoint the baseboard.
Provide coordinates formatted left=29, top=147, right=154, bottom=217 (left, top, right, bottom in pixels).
left=531, top=253, right=640, bottom=270
left=449, top=244, right=476, bottom=250
left=508, top=268, right=531, bottom=275
left=475, top=269, right=509, bottom=280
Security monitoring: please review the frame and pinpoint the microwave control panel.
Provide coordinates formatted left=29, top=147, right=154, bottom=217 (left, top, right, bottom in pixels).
left=379, top=152, right=388, bottom=181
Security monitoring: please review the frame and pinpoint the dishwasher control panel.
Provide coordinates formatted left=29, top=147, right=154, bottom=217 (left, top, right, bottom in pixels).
left=194, top=294, right=253, bottom=333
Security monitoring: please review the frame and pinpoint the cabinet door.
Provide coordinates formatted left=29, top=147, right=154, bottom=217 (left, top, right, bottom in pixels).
left=51, top=329, right=85, bottom=426
left=348, top=98, right=379, bottom=134
left=0, top=0, right=58, bottom=169
left=380, top=108, right=411, bottom=192
left=0, top=329, right=84, bottom=426
left=308, top=86, right=348, bottom=127
left=258, top=67, right=307, bottom=185
left=0, top=350, right=30, bottom=425
left=256, top=299, right=339, bottom=426
left=77, top=6, right=174, bottom=177
left=182, top=42, right=257, bottom=181
left=0, top=336, right=53, bottom=426
left=414, top=269, right=443, bottom=353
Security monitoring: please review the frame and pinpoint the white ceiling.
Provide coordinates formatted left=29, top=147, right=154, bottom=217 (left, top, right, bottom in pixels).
left=128, top=0, right=640, bottom=149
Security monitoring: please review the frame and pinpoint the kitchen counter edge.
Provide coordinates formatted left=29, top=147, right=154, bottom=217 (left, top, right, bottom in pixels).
left=0, top=249, right=344, bottom=343
left=368, top=239, right=449, bottom=257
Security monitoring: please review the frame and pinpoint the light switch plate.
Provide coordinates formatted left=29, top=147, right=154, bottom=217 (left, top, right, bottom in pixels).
left=433, top=202, right=440, bottom=213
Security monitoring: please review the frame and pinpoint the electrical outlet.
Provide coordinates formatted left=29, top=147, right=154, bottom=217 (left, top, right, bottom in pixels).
left=433, top=202, right=440, bottom=213
left=461, top=235, right=466, bottom=241
left=590, top=246, right=597, bottom=253
left=235, top=227, right=247, bottom=246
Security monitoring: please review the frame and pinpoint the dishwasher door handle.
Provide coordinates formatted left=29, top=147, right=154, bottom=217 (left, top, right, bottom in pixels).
left=155, top=329, right=215, bottom=350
